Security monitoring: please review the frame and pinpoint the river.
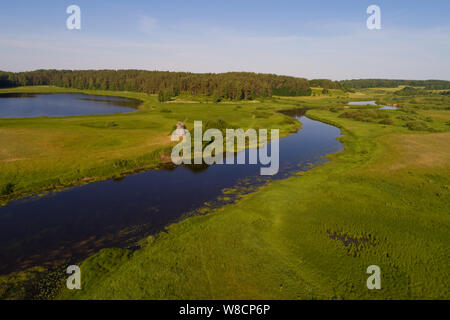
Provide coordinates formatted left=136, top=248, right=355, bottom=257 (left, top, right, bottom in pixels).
left=0, top=108, right=343, bottom=275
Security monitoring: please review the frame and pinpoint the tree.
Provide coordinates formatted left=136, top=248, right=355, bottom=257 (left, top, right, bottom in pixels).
left=0, top=70, right=318, bottom=100
left=158, top=89, right=171, bottom=102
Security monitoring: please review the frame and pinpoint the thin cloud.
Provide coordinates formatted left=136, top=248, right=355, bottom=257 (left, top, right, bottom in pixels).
left=1, top=23, right=449, bottom=80
left=138, top=15, right=158, bottom=34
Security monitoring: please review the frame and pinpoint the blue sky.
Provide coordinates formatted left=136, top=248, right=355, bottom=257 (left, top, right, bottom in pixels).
left=1, top=0, right=449, bottom=80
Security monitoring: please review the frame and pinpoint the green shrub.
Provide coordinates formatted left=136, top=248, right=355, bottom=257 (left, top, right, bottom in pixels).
left=396, top=115, right=416, bottom=121
left=379, top=119, right=393, bottom=125
left=394, top=86, right=428, bottom=96
left=1, top=183, right=15, bottom=195
left=339, top=110, right=389, bottom=123
left=158, top=89, right=173, bottom=102
left=405, top=121, right=435, bottom=132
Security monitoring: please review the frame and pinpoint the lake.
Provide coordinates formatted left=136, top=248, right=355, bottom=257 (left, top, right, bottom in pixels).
left=0, top=109, right=343, bottom=275
left=0, top=93, right=140, bottom=118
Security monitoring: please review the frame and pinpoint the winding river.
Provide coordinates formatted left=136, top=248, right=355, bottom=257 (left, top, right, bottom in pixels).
left=0, top=101, right=343, bottom=275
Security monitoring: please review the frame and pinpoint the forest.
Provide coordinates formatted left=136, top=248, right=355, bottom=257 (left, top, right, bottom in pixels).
left=0, top=70, right=311, bottom=101
left=340, top=79, right=450, bottom=89
left=308, top=79, right=344, bottom=90
left=2, top=70, right=449, bottom=101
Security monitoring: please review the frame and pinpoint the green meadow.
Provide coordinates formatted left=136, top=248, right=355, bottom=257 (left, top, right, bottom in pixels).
left=1, top=86, right=449, bottom=299
left=0, top=86, right=299, bottom=205
left=61, top=89, right=448, bottom=300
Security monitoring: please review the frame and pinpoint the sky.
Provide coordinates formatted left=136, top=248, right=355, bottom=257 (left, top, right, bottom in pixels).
left=0, top=0, right=449, bottom=80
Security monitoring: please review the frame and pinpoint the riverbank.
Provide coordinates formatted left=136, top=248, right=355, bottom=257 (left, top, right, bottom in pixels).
left=0, top=86, right=301, bottom=206
left=1, top=88, right=448, bottom=299
left=59, top=107, right=450, bottom=299
left=0, top=112, right=340, bottom=281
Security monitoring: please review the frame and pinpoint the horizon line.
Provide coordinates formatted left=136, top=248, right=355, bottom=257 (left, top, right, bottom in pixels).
left=1, top=69, right=449, bottom=83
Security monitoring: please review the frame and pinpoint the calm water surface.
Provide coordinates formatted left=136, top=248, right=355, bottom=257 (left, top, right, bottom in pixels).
left=347, top=100, right=398, bottom=110
left=0, top=93, right=140, bottom=118
left=0, top=109, right=343, bottom=274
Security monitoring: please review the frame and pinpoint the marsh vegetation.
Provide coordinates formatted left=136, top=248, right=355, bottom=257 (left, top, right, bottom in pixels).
left=0, top=83, right=449, bottom=300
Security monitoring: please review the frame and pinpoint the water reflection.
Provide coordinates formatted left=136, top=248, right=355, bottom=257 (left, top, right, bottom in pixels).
left=0, top=111, right=342, bottom=274
left=0, top=93, right=140, bottom=118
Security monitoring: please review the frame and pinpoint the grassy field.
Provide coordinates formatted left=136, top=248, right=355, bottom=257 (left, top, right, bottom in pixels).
left=57, top=94, right=449, bottom=300
left=1, top=86, right=449, bottom=299
left=0, top=86, right=300, bottom=205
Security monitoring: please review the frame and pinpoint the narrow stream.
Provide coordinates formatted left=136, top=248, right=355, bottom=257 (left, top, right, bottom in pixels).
left=0, top=110, right=343, bottom=275
left=347, top=100, right=398, bottom=110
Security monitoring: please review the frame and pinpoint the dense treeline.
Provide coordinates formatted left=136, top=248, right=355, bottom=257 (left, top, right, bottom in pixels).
left=340, top=79, right=450, bottom=90
left=2, top=70, right=449, bottom=99
left=394, top=86, right=430, bottom=96
left=309, top=79, right=344, bottom=90
left=0, top=70, right=311, bottom=100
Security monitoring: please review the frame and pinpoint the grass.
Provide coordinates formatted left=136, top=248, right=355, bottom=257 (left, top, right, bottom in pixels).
left=339, top=109, right=390, bottom=123
left=1, top=87, right=448, bottom=299
left=0, top=86, right=300, bottom=205
left=57, top=99, right=449, bottom=300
